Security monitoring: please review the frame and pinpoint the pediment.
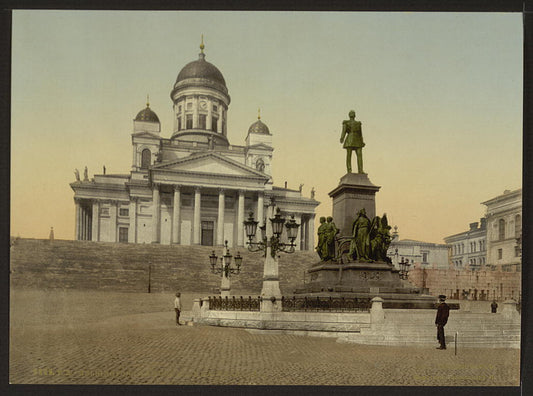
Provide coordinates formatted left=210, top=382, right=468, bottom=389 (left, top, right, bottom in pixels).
left=247, top=143, right=273, bottom=151
left=132, top=131, right=160, bottom=139
left=152, top=152, right=268, bottom=179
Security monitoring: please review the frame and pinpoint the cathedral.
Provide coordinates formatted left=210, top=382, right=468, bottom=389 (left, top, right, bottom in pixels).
left=70, top=41, right=319, bottom=249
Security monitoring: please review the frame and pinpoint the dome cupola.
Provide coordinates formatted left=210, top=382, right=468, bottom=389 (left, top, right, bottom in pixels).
left=135, top=100, right=160, bottom=123
left=170, top=37, right=231, bottom=147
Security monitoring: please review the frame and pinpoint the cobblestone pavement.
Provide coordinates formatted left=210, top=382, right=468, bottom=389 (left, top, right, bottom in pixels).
left=10, top=289, right=520, bottom=386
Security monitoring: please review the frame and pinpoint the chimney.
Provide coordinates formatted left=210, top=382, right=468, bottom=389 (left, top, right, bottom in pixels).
left=284, top=181, right=287, bottom=189
left=469, top=222, right=479, bottom=231
left=480, top=218, right=487, bottom=229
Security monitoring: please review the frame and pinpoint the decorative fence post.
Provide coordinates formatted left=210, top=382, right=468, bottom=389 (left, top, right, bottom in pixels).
left=502, top=299, right=519, bottom=321
left=370, top=296, right=385, bottom=329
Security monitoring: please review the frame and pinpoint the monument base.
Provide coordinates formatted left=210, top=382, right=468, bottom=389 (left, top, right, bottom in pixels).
left=294, top=260, right=437, bottom=309
left=329, top=173, right=381, bottom=237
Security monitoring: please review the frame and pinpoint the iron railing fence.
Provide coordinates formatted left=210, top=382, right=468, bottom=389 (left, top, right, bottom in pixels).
left=208, top=296, right=261, bottom=311
left=281, top=296, right=371, bottom=312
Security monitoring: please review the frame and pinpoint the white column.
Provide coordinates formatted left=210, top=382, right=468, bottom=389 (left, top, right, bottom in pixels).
left=193, top=96, right=199, bottom=128
left=129, top=199, right=137, bottom=243
left=256, top=191, right=265, bottom=227
left=82, top=207, right=87, bottom=240
left=207, top=102, right=213, bottom=130
left=193, top=187, right=201, bottom=244
left=181, top=100, right=186, bottom=127
left=217, top=188, right=225, bottom=245
left=75, top=200, right=80, bottom=240
left=294, top=214, right=302, bottom=251
left=172, top=186, right=181, bottom=244
left=132, top=146, right=137, bottom=170
left=308, top=214, right=315, bottom=252
left=151, top=185, right=160, bottom=243
left=110, top=201, right=117, bottom=243
left=217, top=112, right=222, bottom=133
left=91, top=201, right=99, bottom=242
left=237, top=190, right=245, bottom=246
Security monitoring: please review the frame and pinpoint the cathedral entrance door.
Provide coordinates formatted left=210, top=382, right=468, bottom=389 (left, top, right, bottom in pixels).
left=201, top=221, right=214, bottom=246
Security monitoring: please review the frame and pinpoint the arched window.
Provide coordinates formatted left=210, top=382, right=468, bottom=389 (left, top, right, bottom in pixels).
left=141, top=149, right=151, bottom=169
left=256, top=158, right=265, bottom=172
left=515, top=214, right=521, bottom=237
left=498, top=219, right=506, bottom=241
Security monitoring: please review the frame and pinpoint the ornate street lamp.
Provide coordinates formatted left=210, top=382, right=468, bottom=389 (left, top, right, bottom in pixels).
left=209, top=240, right=242, bottom=278
left=243, top=198, right=300, bottom=258
left=399, top=257, right=411, bottom=280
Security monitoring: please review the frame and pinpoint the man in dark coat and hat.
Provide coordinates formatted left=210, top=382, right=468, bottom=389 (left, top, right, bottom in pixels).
left=435, top=295, right=450, bottom=349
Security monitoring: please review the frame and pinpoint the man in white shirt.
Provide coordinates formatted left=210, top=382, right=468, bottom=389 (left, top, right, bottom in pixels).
left=174, top=292, right=182, bottom=326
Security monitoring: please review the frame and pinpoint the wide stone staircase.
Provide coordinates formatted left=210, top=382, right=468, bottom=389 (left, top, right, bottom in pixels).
left=10, top=238, right=318, bottom=294
left=337, top=310, right=521, bottom=349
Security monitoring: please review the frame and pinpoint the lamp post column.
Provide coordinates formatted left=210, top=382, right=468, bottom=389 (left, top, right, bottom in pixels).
left=260, top=203, right=282, bottom=313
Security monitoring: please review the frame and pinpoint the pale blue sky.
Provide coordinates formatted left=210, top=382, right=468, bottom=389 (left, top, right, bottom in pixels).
left=11, top=11, right=523, bottom=243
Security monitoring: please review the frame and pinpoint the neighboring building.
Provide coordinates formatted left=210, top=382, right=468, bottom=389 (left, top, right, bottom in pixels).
left=482, top=188, right=522, bottom=272
left=444, top=218, right=487, bottom=270
left=387, top=227, right=449, bottom=270
left=408, top=188, right=522, bottom=301
left=70, top=42, right=319, bottom=249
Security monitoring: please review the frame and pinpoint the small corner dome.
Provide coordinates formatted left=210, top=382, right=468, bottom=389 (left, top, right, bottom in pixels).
left=135, top=104, right=160, bottom=123
left=248, top=119, right=270, bottom=135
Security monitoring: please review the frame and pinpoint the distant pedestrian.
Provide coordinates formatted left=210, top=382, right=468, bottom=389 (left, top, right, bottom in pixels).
left=435, top=294, right=450, bottom=350
left=491, top=300, right=498, bottom=313
left=174, top=292, right=182, bottom=326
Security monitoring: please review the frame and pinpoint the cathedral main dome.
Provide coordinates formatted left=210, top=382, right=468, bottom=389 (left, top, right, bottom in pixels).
left=176, top=55, right=226, bottom=88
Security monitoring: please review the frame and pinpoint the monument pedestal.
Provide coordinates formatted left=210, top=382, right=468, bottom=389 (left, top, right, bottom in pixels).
left=329, top=173, right=380, bottom=237
left=294, top=260, right=436, bottom=309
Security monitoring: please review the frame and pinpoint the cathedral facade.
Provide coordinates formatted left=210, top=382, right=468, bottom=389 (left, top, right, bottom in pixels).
left=70, top=43, right=319, bottom=249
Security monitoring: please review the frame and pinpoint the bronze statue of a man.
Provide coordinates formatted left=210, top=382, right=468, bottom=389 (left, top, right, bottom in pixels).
left=340, top=110, right=365, bottom=174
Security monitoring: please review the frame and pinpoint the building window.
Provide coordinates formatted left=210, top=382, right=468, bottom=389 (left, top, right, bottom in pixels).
left=211, top=117, right=218, bottom=132
left=498, top=219, right=505, bottom=241
left=422, top=252, right=428, bottom=263
left=119, top=227, right=128, bottom=243
left=498, top=248, right=503, bottom=260
left=177, top=117, right=181, bottom=131
left=141, top=149, right=151, bottom=169
left=213, top=105, right=218, bottom=112
left=199, top=114, right=207, bottom=129
left=186, top=114, right=193, bottom=129
left=119, top=208, right=129, bottom=217
left=178, top=105, right=182, bottom=112
left=515, top=214, right=521, bottom=237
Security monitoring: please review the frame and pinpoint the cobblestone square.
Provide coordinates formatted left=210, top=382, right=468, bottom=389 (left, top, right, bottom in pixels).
left=9, top=289, right=520, bottom=386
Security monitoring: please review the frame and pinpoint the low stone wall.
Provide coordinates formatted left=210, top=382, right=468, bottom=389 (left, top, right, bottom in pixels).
left=191, top=297, right=520, bottom=348
left=192, top=297, right=371, bottom=332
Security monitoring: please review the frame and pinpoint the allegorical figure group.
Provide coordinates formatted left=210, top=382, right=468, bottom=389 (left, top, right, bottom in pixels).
left=349, top=209, right=392, bottom=262
left=316, top=216, right=339, bottom=261
left=316, top=209, right=392, bottom=263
